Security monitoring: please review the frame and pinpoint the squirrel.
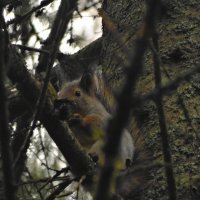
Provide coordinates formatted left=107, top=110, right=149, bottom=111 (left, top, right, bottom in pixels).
left=54, top=71, right=148, bottom=199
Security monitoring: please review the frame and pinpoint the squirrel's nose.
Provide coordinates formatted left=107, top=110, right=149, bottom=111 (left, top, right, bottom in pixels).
left=54, top=98, right=70, bottom=108
left=53, top=99, right=77, bottom=120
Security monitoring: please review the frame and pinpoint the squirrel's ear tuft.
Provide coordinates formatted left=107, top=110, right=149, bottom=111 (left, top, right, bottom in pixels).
left=79, top=72, right=95, bottom=95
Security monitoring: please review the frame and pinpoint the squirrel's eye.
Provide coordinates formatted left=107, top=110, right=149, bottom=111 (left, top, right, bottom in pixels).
left=75, top=90, right=81, bottom=97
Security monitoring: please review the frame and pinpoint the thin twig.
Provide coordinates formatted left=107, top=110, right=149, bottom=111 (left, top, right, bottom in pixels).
left=150, top=31, right=177, bottom=199
left=6, top=0, right=55, bottom=26
left=163, top=67, right=199, bottom=140
left=135, top=64, right=200, bottom=107
left=39, top=167, right=70, bottom=191
left=12, top=44, right=49, bottom=54
left=8, top=43, right=94, bottom=180
left=13, top=0, right=78, bottom=170
left=38, top=129, right=54, bottom=191
left=18, top=174, right=70, bottom=186
left=25, top=168, right=44, bottom=199
left=45, top=176, right=75, bottom=200
left=11, top=113, right=32, bottom=185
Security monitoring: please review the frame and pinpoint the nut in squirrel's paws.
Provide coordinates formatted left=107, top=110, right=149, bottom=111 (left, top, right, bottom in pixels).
left=68, top=113, right=83, bottom=126
left=88, top=152, right=99, bottom=163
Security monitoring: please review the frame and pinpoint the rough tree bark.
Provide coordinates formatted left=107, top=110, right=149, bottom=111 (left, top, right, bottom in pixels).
left=100, top=0, right=200, bottom=199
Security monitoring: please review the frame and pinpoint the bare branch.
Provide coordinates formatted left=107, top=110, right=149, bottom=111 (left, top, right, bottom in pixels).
left=26, top=169, right=44, bottom=199
left=39, top=167, right=70, bottom=192
left=13, top=0, right=78, bottom=173
left=7, top=47, right=95, bottom=177
left=11, top=113, right=31, bottom=184
left=45, top=176, right=76, bottom=200
left=6, top=0, right=55, bottom=26
left=12, top=44, right=49, bottom=55
left=163, top=67, right=199, bottom=139
left=8, top=96, right=30, bottom=121
left=136, top=64, right=200, bottom=106
left=36, top=0, right=78, bottom=73
left=150, top=31, right=177, bottom=199
left=0, top=8, right=16, bottom=200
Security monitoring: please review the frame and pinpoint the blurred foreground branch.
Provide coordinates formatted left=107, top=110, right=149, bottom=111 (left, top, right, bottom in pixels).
left=95, top=1, right=161, bottom=199
left=0, top=8, right=16, bottom=200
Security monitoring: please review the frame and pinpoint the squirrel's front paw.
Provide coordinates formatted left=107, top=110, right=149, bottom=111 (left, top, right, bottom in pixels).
left=88, top=152, right=99, bottom=163
left=68, top=113, right=83, bottom=126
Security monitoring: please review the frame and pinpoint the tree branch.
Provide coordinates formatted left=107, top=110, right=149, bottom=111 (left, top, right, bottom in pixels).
left=45, top=176, right=75, bottom=200
left=150, top=31, right=177, bottom=199
left=135, top=64, right=200, bottom=106
left=6, top=0, right=55, bottom=26
left=12, top=44, right=49, bottom=55
left=8, top=96, right=30, bottom=121
left=36, top=0, right=77, bottom=73
left=7, top=47, right=95, bottom=177
left=12, top=0, right=78, bottom=176
left=0, top=9, right=16, bottom=200
left=11, top=113, right=32, bottom=184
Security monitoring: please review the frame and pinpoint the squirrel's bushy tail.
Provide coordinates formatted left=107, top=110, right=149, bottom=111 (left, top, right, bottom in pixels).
left=94, top=73, right=150, bottom=199
left=116, top=121, right=150, bottom=199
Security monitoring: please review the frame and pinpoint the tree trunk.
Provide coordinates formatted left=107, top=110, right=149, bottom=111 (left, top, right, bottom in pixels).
left=101, top=0, right=200, bottom=199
